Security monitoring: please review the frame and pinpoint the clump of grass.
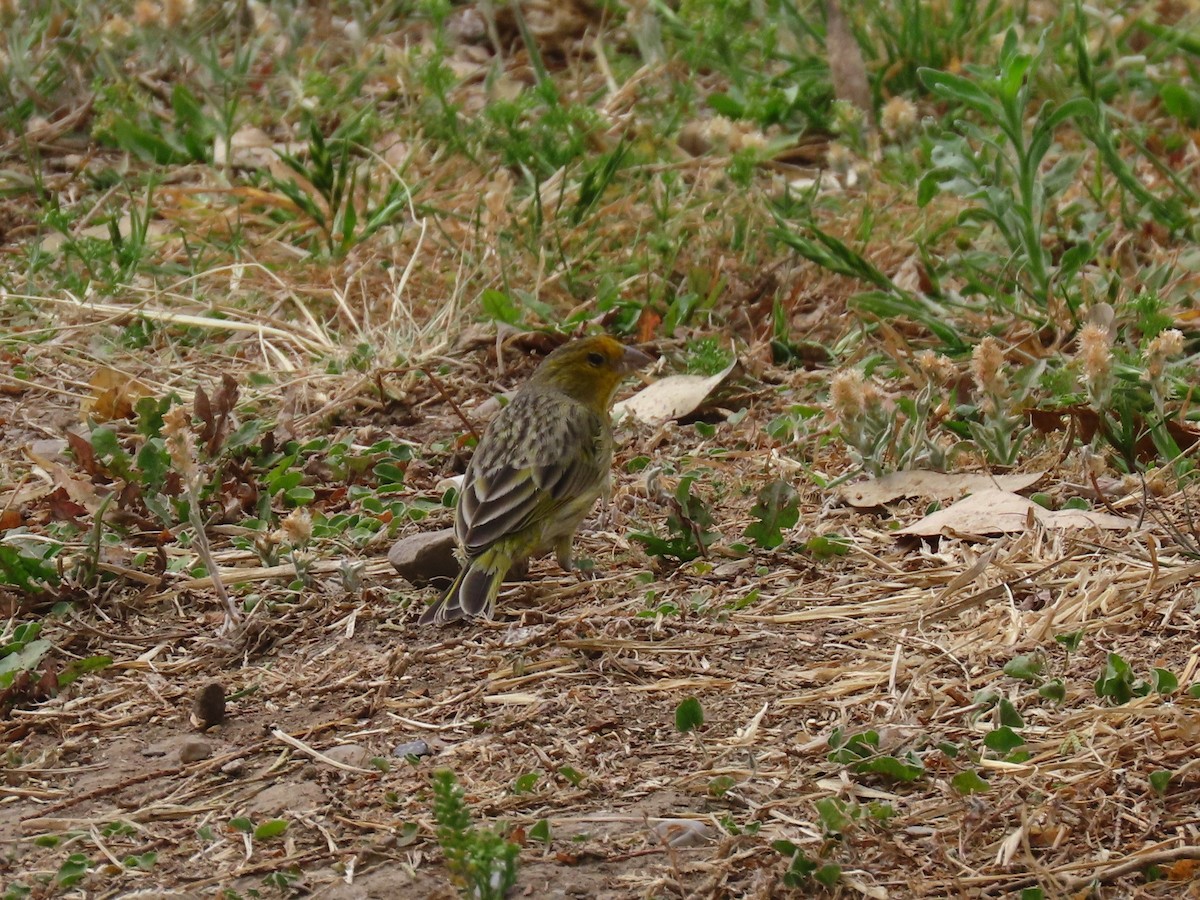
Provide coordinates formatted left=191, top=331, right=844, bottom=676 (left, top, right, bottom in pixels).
left=431, top=770, right=519, bottom=900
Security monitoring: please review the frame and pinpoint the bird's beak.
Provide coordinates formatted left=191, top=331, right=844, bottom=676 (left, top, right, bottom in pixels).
left=619, top=345, right=654, bottom=374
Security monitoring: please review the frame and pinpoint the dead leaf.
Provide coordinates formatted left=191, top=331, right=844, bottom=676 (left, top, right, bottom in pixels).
left=27, top=438, right=71, bottom=470
left=45, top=488, right=87, bottom=523
left=194, top=383, right=211, bottom=436
left=896, top=489, right=1140, bottom=538
left=1030, top=406, right=1200, bottom=461
left=614, top=358, right=739, bottom=426
left=1169, top=858, right=1200, bottom=880
left=35, top=665, right=58, bottom=700
left=214, top=125, right=287, bottom=169
left=83, top=367, right=151, bottom=422
left=1028, top=824, right=1069, bottom=847
left=36, top=463, right=108, bottom=515
left=274, top=386, right=299, bottom=446
left=842, top=471, right=1044, bottom=508
left=0, top=508, right=23, bottom=530
left=209, top=374, right=239, bottom=455
left=825, top=0, right=874, bottom=127
left=63, top=432, right=101, bottom=477
left=635, top=306, right=662, bottom=344
left=39, top=212, right=173, bottom=253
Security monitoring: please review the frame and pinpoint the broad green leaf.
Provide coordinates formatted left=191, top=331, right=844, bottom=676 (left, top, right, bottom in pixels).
left=951, top=770, right=990, bottom=795
left=1003, top=652, right=1044, bottom=682
left=984, top=726, right=1025, bottom=755
left=675, top=697, right=704, bottom=733
left=253, top=819, right=289, bottom=840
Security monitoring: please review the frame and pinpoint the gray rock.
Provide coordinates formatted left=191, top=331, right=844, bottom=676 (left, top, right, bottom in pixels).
left=392, top=740, right=432, bottom=759
left=649, top=818, right=716, bottom=847
left=388, top=529, right=459, bottom=586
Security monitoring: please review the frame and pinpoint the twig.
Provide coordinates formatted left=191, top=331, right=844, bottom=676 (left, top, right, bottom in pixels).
left=184, top=489, right=240, bottom=628
left=269, top=726, right=377, bottom=774
left=1058, top=844, right=1200, bottom=891
left=996, top=844, right=1200, bottom=895
left=419, top=365, right=479, bottom=441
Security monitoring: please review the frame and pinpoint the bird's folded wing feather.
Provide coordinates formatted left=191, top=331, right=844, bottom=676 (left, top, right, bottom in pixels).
left=457, top=403, right=605, bottom=555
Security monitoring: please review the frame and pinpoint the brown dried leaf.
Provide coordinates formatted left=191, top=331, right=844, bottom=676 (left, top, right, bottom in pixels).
left=636, top=306, right=662, bottom=344
left=64, top=432, right=100, bottom=477
left=45, top=487, right=87, bottom=523
left=842, top=471, right=1044, bottom=508
left=84, top=366, right=151, bottom=422
left=206, top=374, right=239, bottom=456
left=825, top=0, right=873, bottom=126
left=194, top=384, right=213, bottom=443
left=1030, top=406, right=1200, bottom=461
left=1169, top=858, right=1200, bottom=880
left=38, top=463, right=108, bottom=515
left=213, top=373, right=239, bottom=420
left=1028, top=824, right=1069, bottom=847
left=896, top=489, right=1139, bottom=538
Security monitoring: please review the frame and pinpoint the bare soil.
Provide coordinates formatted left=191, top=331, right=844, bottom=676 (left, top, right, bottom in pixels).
left=5, top=346, right=1200, bottom=899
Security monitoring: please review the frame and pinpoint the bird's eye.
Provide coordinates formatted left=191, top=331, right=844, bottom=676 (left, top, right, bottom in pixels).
left=587, top=352, right=605, bottom=367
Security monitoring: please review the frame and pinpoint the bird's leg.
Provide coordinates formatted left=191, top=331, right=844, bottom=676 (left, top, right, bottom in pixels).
left=557, top=536, right=600, bottom=580
left=595, top=480, right=614, bottom=530
left=507, top=557, right=530, bottom=581
left=555, top=536, right=574, bottom=572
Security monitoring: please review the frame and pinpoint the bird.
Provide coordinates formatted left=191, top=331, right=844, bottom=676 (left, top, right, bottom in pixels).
left=419, top=335, right=653, bottom=625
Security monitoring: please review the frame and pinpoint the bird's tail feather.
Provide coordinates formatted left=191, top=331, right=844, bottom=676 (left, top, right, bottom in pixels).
left=458, top=564, right=500, bottom=618
left=418, top=555, right=505, bottom=626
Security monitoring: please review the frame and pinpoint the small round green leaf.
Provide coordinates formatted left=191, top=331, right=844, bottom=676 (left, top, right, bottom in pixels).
left=675, top=696, right=704, bottom=733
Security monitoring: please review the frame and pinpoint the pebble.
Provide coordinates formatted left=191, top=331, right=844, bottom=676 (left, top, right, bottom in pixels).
left=649, top=819, right=716, bottom=848
left=392, top=740, right=432, bottom=759
left=388, top=529, right=459, bottom=586
left=179, top=740, right=213, bottom=763
left=323, top=744, right=372, bottom=768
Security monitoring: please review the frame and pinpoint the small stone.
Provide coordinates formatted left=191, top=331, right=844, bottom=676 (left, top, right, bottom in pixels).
left=179, top=740, right=213, bottom=763
left=323, top=744, right=372, bottom=768
left=388, top=529, right=459, bottom=587
left=649, top=819, right=715, bottom=848
left=247, top=780, right=326, bottom=816
left=712, top=558, right=754, bottom=579
left=192, top=681, right=226, bottom=730
left=392, top=740, right=432, bottom=759
left=220, top=757, right=246, bottom=776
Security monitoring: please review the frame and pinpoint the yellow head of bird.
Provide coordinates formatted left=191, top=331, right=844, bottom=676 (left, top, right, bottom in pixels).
left=530, top=335, right=653, bottom=410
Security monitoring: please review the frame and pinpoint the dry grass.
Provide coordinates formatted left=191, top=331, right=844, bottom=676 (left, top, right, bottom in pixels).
left=6, top=365, right=1200, bottom=897
left=4, top=1, right=1200, bottom=897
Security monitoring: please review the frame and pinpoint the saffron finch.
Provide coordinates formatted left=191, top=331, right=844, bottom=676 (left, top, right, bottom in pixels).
left=419, top=335, right=652, bottom=625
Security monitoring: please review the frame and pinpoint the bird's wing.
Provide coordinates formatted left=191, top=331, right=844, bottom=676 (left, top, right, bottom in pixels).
left=457, top=398, right=606, bottom=556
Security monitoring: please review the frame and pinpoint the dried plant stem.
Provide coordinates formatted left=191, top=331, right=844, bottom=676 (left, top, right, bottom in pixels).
left=182, top=478, right=239, bottom=627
